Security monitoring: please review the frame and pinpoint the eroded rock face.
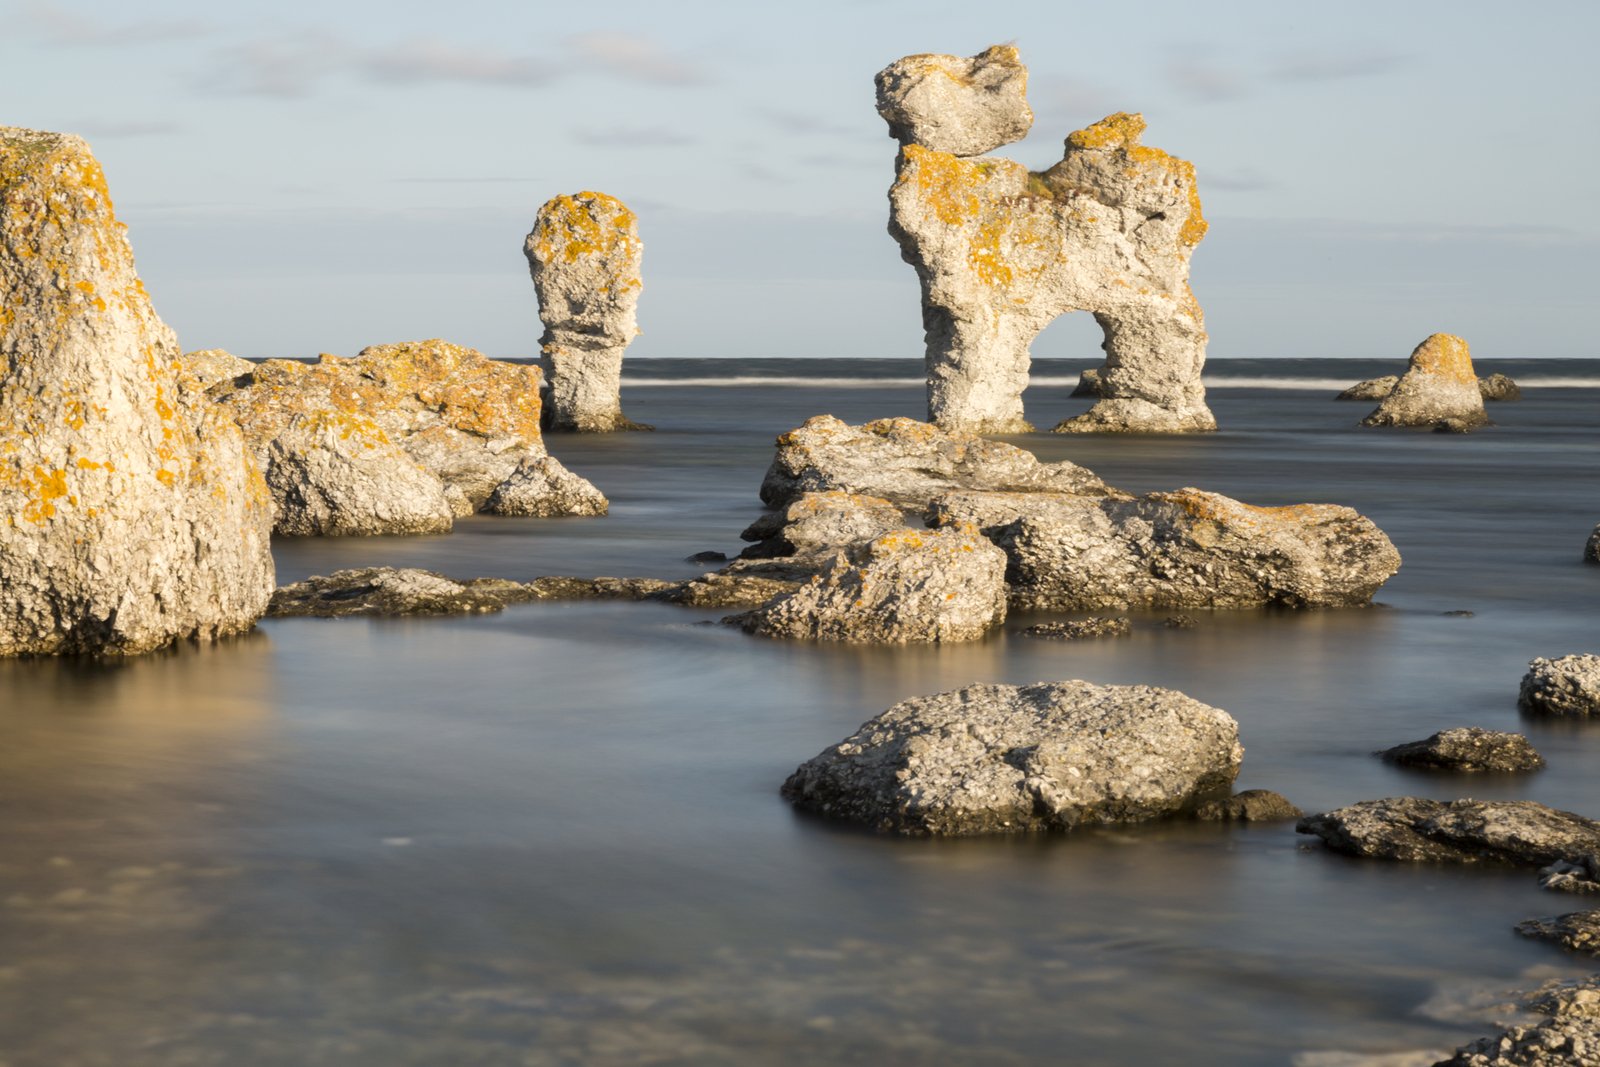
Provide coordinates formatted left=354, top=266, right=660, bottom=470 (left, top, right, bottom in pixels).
left=1519, top=655, right=1600, bottom=718
left=0, top=127, right=275, bottom=655
left=781, top=680, right=1242, bottom=835
left=526, top=191, right=646, bottom=432
left=1296, top=797, right=1600, bottom=867
left=484, top=455, right=609, bottom=518
left=265, top=415, right=454, bottom=537
left=1378, top=728, right=1545, bottom=773
left=739, top=490, right=904, bottom=559
left=1435, top=976, right=1600, bottom=1066
left=180, top=348, right=255, bottom=389
left=878, top=45, right=1214, bottom=434
left=1070, top=367, right=1104, bottom=397
left=1362, top=334, right=1488, bottom=430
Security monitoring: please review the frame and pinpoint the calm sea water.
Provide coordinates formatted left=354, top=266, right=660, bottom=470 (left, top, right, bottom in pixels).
left=3, top=358, right=1600, bottom=1065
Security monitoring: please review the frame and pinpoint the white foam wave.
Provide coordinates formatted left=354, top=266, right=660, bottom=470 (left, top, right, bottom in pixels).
left=622, top=374, right=1600, bottom=390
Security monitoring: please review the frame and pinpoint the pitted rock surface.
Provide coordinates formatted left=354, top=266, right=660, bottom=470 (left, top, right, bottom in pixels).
left=1362, top=334, right=1488, bottom=430
left=1336, top=376, right=1399, bottom=401
left=781, top=680, right=1242, bottom=835
left=879, top=47, right=1214, bottom=434
left=743, top=524, right=1008, bottom=643
left=526, top=191, right=646, bottom=432
left=1020, top=617, right=1129, bottom=640
left=180, top=348, right=255, bottom=390
left=266, top=415, right=454, bottom=536
left=0, top=127, right=275, bottom=655
left=740, top=490, right=906, bottom=559
left=268, top=568, right=537, bottom=617
left=1519, top=655, right=1600, bottom=718
left=1378, top=728, right=1544, bottom=773
left=1434, top=975, right=1600, bottom=1066
left=1478, top=373, right=1522, bottom=401
left=1296, top=797, right=1600, bottom=867
left=484, top=455, right=609, bottom=517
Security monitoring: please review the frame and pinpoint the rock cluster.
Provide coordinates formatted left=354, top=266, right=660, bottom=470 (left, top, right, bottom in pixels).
left=1378, top=728, right=1545, bottom=773
left=0, top=127, right=275, bottom=655
left=1519, top=655, right=1600, bottom=718
left=210, top=339, right=606, bottom=536
left=878, top=46, right=1214, bottom=434
left=781, top=680, right=1242, bottom=835
left=1020, top=617, right=1129, bottom=640
left=1296, top=797, right=1600, bottom=869
left=1337, top=372, right=1520, bottom=403
left=1516, top=911, right=1600, bottom=956
left=1361, top=334, right=1489, bottom=431
left=525, top=191, right=647, bottom=432
left=1434, top=975, right=1600, bottom=1066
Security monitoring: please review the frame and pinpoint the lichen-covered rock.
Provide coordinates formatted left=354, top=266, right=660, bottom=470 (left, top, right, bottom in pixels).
left=758, top=415, right=1110, bottom=509
left=1434, top=976, right=1600, bottom=1066
left=781, top=680, right=1242, bottom=835
left=1070, top=367, right=1105, bottom=397
left=1194, top=790, right=1302, bottom=822
left=1362, top=334, right=1488, bottom=430
left=0, top=127, right=275, bottom=656
left=739, top=490, right=905, bottom=559
left=929, top=487, right=1401, bottom=610
left=179, top=348, right=255, bottom=389
left=874, top=44, right=1032, bottom=158
left=743, top=524, right=1008, bottom=643
left=1020, top=617, right=1129, bottom=639
left=526, top=191, right=647, bottom=432
left=484, top=454, right=609, bottom=517
left=1296, top=797, right=1600, bottom=867
left=879, top=52, right=1215, bottom=434
left=265, top=415, right=454, bottom=537
left=268, top=568, right=537, bottom=617
left=1378, top=728, right=1544, bottom=773
left=1519, top=655, right=1600, bottom=718
left=1516, top=911, right=1600, bottom=956
left=1335, top=376, right=1398, bottom=401
left=1479, top=373, right=1522, bottom=401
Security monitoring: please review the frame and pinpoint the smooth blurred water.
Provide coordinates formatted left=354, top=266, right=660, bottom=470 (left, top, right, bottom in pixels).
left=3, top=359, right=1599, bottom=1065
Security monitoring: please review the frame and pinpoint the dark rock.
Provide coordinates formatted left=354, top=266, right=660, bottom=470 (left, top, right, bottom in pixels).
left=1515, top=911, right=1600, bottom=956
left=268, top=568, right=538, bottom=617
left=1378, top=728, right=1544, bottom=773
left=1164, top=614, right=1198, bottom=628
left=1296, top=797, right=1600, bottom=868
left=1020, top=617, right=1130, bottom=640
left=1585, top=525, right=1600, bottom=563
left=685, top=551, right=728, bottom=564
left=1478, top=373, right=1522, bottom=402
left=1194, top=789, right=1302, bottom=822
left=1441, top=610, right=1476, bottom=617
left=1069, top=367, right=1104, bottom=398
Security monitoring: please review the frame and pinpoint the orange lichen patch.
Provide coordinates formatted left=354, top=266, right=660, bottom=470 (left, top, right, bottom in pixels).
left=1407, top=333, right=1476, bottom=385
left=530, top=191, right=639, bottom=266
left=899, top=144, right=994, bottom=225
left=1066, top=112, right=1148, bottom=151
left=872, top=528, right=928, bottom=552
left=15, top=464, right=69, bottom=524
left=1064, top=113, right=1208, bottom=248
left=1161, top=488, right=1338, bottom=530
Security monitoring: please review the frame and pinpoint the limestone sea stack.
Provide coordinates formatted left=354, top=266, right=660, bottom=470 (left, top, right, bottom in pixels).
left=1361, top=333, right=1488, bottom=431
left=525, top=191, right=647, bottom=432
left=879, top=46, right=1214, bottom=435
left=0, top=127, right=274, bottom=655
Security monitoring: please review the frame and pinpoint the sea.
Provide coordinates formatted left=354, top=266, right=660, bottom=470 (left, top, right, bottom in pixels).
left=3, top=357, right=1600, bottom=1065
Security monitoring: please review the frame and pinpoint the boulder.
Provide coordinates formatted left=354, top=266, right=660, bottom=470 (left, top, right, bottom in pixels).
left=1296, top=797, right=1600, bottom=868
left=1194, top=790, right=1302, bottom=822
left=1434, top=976, right=1600, bottom=1066
left=1519, top=655, right=1600, bottom=718
left=781, top=680, right=1243, bottom=835
left=742, top=524, right=1009, bottom=643
left=929, top=486, right=1401, bottom=610
left=1515, top=911, right=1600, bottom=956
left=1361, top=333, right=1488, bottom=430
left=1070, top=367, right=1105, bottom=397
left=0, top=127, right=275, bottom=655
left=1587, top=525, right=1600, bottom=563
left=1020, top=617, right=1129, bottom=639
left=739, top=490, right=904, bottom=559
left=879, top=45, right=1214, bottom=435
left=1478, top=373, right=1522, bottom=401
left=1335, top=376, right=1398, bottom=401
left=525, top=191, right=648, bottom=432
left=265, top=414, right=454, bottom=536
left=1378, top=728, right=1545, bottom=773
left=483, top=454, right=609, bottom=517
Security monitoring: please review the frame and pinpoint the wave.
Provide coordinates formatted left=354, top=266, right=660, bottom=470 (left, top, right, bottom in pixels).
left=621, top=375, right=1600, bottom=390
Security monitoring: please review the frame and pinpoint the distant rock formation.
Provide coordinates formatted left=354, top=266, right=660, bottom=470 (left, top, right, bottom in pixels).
left=878, top=46, right=1214, bottom=434
left=211, top=338, right=607, bottom=535
left=1337, top=368, right=1520, bottom=403
left=1586, top=524, right=1600, bottom=563
left=526, top=191, right=647, bottom=432
left=0, top=127, right=275, bottom=656
left=1478, top=372, right=1522, bottom=401
left=1361, top=333, right=1489, bottom=431
left=1070, top=367, right=1104, bottom=397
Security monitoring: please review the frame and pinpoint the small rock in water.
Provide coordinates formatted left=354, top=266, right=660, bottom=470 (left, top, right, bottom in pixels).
left=1540, top=858, right=1600, bottom=895
left=1519, top=655, right=1600, bottom=718
left=1334, top=376, right=1399, bottom=402
left=1515, top=910, right=1600, bottom=955
left=1069, top=368, right=1104, bottom=398
left=1164, top=614, right=1199, bottom=628
left=1441, top=610, right=1476, bottom=617
left=1477, top=373, right=1522, bottom=402
left=268, top=568, right=537, bottom=618
left=1021, top=617, right=1130, bottom=640
left=1378, top=728, right=1545, bottom=774
left=1585, top=524, right=1600, bottom=563
left=1297, top=797, right=1600, bottom=869
left=685, top=551, right=728, bottom=564
left=1194, top=790, right=1302, bottom=822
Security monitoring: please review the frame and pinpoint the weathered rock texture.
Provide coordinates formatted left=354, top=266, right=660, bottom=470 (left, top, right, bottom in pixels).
left=1479, top=373, right=1522, bottom=401
left=781, top=680, right=1242, bottom=835
left=1516, top=911, right=1600, bottom=956
left=1378, top=728, right=1545, bottom=773
left=1296, top=798, right=1600, bottom=868
left=1020, top=617, right=1129, bottom=640
left=525, top=191, right=646, bottom=432
left=740, top=490, right=905, bottom=560
left=1070, top=367, right=1104, bottom=397
left=1362, top=334, right=1488, bottom=431
left=180, top=348, right=255, bottom=389
left=878, top=45, right=1214, bottom=435
left=212, top=339, right=606, bottom=534
left=0, top=127, right=275, bottom=655
left=1335, top=376, right=1399, bottom=401
left=1586, top=525, right=1600, bottom=563
left=1520, top=655, right=1600, bottom=718
left=1194, top=789, right=1302, bottom=822
left=1435, top=975, right=1600, bottom=1066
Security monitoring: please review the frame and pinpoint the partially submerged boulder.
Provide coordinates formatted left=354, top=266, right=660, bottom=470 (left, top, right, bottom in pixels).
left=1361, top=334, right=1488, bottom=431
left=1020, top=617, right=1129, bottom=640
left=1194, top=790, right=1302, bottom=823
left=879, top=45, right=1214, bottom=435
left=781, top=680, right=1243, bottom=835
left=1519, top=655, right=1600, bottom=718
left=484, top=454, right=609, bottom=518
left=265, top=414, right=454, bottom=536
left=1378, top=728, right=1545, bottom=773
left=526, top=191, right=647, bottom=432
left=1335, top=376, right=1398, bottom=401
left=0, top=127, right=274, bottom=655
left=1515, top=911, right=1600, bottom=956
left=1478, top=373, right=1521, bottom=401
left=1586, top=525, right=1600, bottom=563
left=1296, top=797, right=1600, bottom=868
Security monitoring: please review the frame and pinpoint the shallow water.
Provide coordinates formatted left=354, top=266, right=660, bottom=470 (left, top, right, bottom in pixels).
left=3, top=359, right=1600, bottom=1065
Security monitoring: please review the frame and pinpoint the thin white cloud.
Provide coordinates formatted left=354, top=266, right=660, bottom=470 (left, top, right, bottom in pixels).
left=72, top=119, right=184, bottom=138
left=1269, top=48, right=1404, bottom=82
left=570, top=126, right=696, bottom=148
left=1205, top=168, right=1274, bottom=192
left=18, top=1, right=213, bottom=45
left=758, top=109, right=862, bottom=138
left=568, top=31, right=707, bottom=87
left=362, top=38, right=557, bottom=87
left=200, top=31, right=346, bottom=98
left=1166, top=57, right=1249, bottom=102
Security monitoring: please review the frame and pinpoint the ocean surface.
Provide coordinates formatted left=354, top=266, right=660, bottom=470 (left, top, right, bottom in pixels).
left=4, top=357, right=1600, bottom=1065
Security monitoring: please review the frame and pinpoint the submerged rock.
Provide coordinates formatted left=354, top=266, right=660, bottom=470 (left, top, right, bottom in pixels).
left=1515, top=911, right=1600, bottom=956
left=1519, top=655, right=1600, bottom=718
left=1296, top=797, right=1600, bottom=868
left=743, top=524, right=1008, bottom=643
left=1378, top=728, right=1545, bottom=774
left=268, top=568, right=536, bottom=617
left=879, top=44, right=1214, bottom=435
left=782, top=680, right=1242, bottom=835
left=1020, top=617, right=1129, bottom=640
left=1478, top=373, right=1522, bottom=402
left=526, top=191, right=648, bottom=432
left=0, top=127, right=275, bottom=655
left=1434, top=975, right=1600, bottom=1066
left=1361, top=334, right=1489, bottom=431
left=1335, top=376, right=1398, bottom=401
left=1194, top=789, right=1302, bottom=822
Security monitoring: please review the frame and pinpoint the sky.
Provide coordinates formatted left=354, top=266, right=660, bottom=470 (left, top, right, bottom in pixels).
left=4, top=0, right=1597, bottom=361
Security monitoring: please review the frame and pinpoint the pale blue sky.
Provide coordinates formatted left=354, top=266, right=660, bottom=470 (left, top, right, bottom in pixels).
left=5, top=0, right=1596, bottom=360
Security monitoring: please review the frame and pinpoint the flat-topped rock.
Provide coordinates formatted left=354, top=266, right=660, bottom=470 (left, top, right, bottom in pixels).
left=1378, top=728, right=1545, bottom=773
left=1519, top=655, right=1600, bottom=718
left=782, top=680, right=1242, bottom=835
left=0, top=127, right=274, bottom=655
left=1296, top=797, right=1600, bottom=867
left=1194, top=790, right=1302, bottom=822
left=875, top=44, right=1032, bottom=157
left=1362, top=333, right=1488, bottom=430
left=268, top=568, right=537, bottom=617
left=1515, top=911, right=1600, bottom=956
left=1020, top=617, right=1129, bottom=640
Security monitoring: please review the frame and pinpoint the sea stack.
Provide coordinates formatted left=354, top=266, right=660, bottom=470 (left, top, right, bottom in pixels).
left=0, top=127, right=274, bottom=655
left=879, top=46, right=1215, bottom=434
left=1361, top=333, right=1488, bottom=431
left=525, top=191, right=647, bottom=432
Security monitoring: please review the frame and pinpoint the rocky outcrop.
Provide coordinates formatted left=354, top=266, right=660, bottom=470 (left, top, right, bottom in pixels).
left=1020, top=617, right=1129, bottom=639
left=180, top=348, right=255, bottom=389
left=739, top=490, right=905, bottom=559
left=879, top=47, right=1214, bottom=435
left=212, top=338, right=606, bottom=534
left=525, top=191, right=647, bottom=432
left=1335, top=376, right=1399, bottom=401
left=1070, top=367, right=1104, bottom=397
left=1516, top=911, right=1600, bottom=956
left=1194, top=790, right=1302, bottom=822
left=1296, top=797, right=1600, bottom=868
left=1361, top=334, right=1489, bottom=430
left=0, top=127, right=275, bottom=655
left=1378, top=728, right=1545, bottom=773
left=1479, top=373, right=1522, bottom=401
left=742, top=524, right=1008, bottom=643
left=1434, top=976, right=1600, bottom=1066
left=1519, top=655, right=1600, bottom=718
left=781, top=680, right=1242, bottom=835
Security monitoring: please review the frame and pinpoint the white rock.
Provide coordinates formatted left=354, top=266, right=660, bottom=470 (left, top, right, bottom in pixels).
left=484, top=454, right=609, bottom=517
left=266, top=415, right=454, bottom=536
left=1362, top=334, right=1488, bottom=430
left=874, top=45, right=1032, bottom=157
